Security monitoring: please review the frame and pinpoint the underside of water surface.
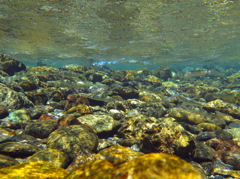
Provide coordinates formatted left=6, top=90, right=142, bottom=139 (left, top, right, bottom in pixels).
left=0, top=0, right=240, bottom=69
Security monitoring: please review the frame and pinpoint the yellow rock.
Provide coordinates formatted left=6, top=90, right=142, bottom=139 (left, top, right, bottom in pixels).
left=66, top=153, right=203, bottom=179
left=98, top=145, right=143, bottom=165
left=0, top=161, right=69, bottom=179
left=197, top=122, right=222, bottom=131
left=66, top=104, right=92, bottom=115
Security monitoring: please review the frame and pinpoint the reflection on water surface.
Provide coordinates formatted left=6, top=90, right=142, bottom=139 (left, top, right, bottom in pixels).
left=0, top=0, right=240, bottom=67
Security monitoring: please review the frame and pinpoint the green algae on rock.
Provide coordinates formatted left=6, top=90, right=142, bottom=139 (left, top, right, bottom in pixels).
left=0, top=86, right=34, bottom=110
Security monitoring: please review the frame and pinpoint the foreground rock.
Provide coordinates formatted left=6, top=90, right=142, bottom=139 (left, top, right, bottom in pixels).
left=65, top=153, right=203, bottom=179
left=0, top=162, right=68, bottom=179
left=47, top=124, right=98, bottom=160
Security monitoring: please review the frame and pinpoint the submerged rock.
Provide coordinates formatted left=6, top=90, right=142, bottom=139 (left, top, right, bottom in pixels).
left=25, top=119, right=58, bottom=138
left=77, top=114, right=120, bottom=137
left=140, top=118, right=195, bottom=157
left=0, top=154, right=19, bottom=169
left=47, top=125, right=98, bottom=159
left=203, top=99, right=240, bottom=118
left=0, top=142, right=38, bottom=158
left=0, top=105, right=8, bottom=119
left=0, top=54, right=26, bottom=76
left=0, top=161, right=69, bottom=179
left=0, top=85, right=34, bottom=110
left=98, top=145, right=143, bottom=165
left=65, top=153, right=202, bottom=179
left=27, top=148, right=69, bottom=168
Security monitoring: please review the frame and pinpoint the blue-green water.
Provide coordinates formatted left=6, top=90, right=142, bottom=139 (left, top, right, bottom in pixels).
left=0, top=0, right=240, bottom=70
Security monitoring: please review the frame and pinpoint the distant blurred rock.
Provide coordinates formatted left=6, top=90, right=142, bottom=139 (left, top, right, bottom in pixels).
left=0, top=54, right=26, bottom=76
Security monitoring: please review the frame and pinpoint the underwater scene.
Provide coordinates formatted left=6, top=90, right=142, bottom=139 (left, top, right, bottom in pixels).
left=0, top=0, right=240, bottom=178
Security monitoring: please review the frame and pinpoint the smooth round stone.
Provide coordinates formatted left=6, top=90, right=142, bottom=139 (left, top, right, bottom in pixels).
left=228, top=122, right=240, bottom=129
left=25, top=119, right=58, bottom=138
left=193, top=142, right=215, bottom=162
left=77, top=114, right=120, bottom=136
left=47, top=125, right=98, bottom=159
left=27, top=148, right=69, bottom=168
left=224, top=128, right=240, bottom=138
left=0, top=142, right=38, bottom=157
left=222, top=150, right=240, bottom=170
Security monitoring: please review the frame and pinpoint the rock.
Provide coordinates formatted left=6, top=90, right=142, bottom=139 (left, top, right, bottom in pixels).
left=118, top=115, right=159, bottom=140
left=222, top=150, right=240, bottom=170
left=106, top=101, right=128, bottom=112
left=0, top=128, right=14, bottom=143
left=0, top=142, right=38, bottom=158
left=58, top=116, right=82, bottom=128
left=66, top=152, right=96, bottom=172
left=193, top=142, right=215, bottom=162
left=228, top=122, right=240, bottom=129
left=112, top=87, right=139, bottom=100
left=203, top=99, right=240, bottom=118
left=224, top=128, right=240, bottom=138
left=24, top=90, right=48, bottom=105
left=142, top=75, right=162, bottom=87
left=212, top=168, right=240, bottom=178
left=77, top=114, right=120, bottom=137
left=98, top=145, right=143, bottom=165
left=27, top=148, right=69, bottom=168
left=7, top=133, right=41, bottom=144
left=66, top=153, right=202, bottom=179
left=0, top=154, right=19, bottom=168
left=112, top=70, right=136, bottom=82
left=139, top=102, right=166, bottom=118
left=197, top=130, right=232, bottom=141
left=151, top=65, right=172, bottom=80
left=197, top=123, right=222, bottom=131
left=66, top=104, right=92, bottom=115
left=108, top=109, right=125, bottom=120
left=140, top=118, right=195, bottom=158
left=47, top=125, right=98, bottom=159
left=9, top=109, right=31, bottom=122
left=0, top=54, right=26, bottom=76
left=25, top=119, right=58, bottom=138
left=65, top=94, right=89, bottom=111
left=168, top=107, right=205, bottom=125
left=0, top=105, right=8, bottom=119
left=0, top=85, right=34, bottom=110
left=19, top=81, right=38, bottom=91
left=0, top=162, right=69, bottom=179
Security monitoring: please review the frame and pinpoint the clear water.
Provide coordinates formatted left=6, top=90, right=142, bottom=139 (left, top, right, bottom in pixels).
left=0, top=0, right=240, bottom=69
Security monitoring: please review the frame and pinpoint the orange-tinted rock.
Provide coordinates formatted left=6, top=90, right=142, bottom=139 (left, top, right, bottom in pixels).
left=0, top=162, right=68, bottom=179
left=58, top=116, right=82, bottom=128
left=66, top=153, right=203, bottom=179
left=65, top=94, right=89, bottom=111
